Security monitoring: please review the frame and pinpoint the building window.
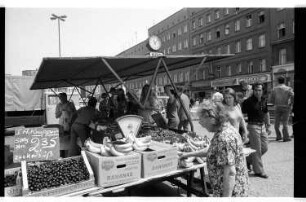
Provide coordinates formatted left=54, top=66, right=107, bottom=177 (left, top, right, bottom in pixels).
left=207, top=14, right=211, bottom=23
left=225, top=24, right=230, bottom=35
left=199, top=17, right=203, bottom=27
left=259, top=34, right=266, bottom=48
left=178, top=42, right=182, bottom=50
left=163, top=75, right=167, bottom=85
left=258, top=11, right=265, bottom=23
left=227, top=65, right=231, bottom=76
left=246, top=38, right=253, bottom=50
left=246, top=14, right=252, bottom=27
left=192, top=20, right=196, bottom=30
left=226, top=44, right=231, bottom=54
left=199, top=34, right=204, bottom=44
left=202, top=69, right=206, bottom=80
left=247, top=61, right=254, bottom=73
left=278, top=23, right=286, bottom=38
left=216, top=28, right=221, bottom=39
left=167, top=47, right=171, bottom=54
left=235, top=41, right=241, bottom=53
left=159, top=77, right=163, bottom=85
left=215, top=10, right=220, bottom=20
left=184, top=39, right=189, bottom=48
left=174, top=74, right=177, bottom=83
left=179, top=72, right=184, bottom=82
left=259, top=59, right=266, bottom=72
left=216, top=66, right=221, bottom=78
left=172, top=44, right=176, bottom=52
left=172, top=32, right=176, bottom=39
left=185, top=72, right=190, bottom=81
left=224, top=8, right=229, bottom=15
left=207, top=31, right=212, bottom=41
left=183, top=24, right=188, bottom=33
left=279, top=48, right=287, bottom=65
left=235, top=20, right=240, bottom=31
left=178, top=28, right=182, bottom=36
left=162, top=36, right=166, bottom=42
left=237, top=63, right=242, bottom=74
left=217, top=47, right=222, bottom=54
left=209, top=49, right=213, bottom=54
left=235, top=8, right=240, bottom=14
left=167, top=33, right=171, bottom=40
left=163, top=49, right=166, bottom=55
left=192, top=37, right=197, bottom=46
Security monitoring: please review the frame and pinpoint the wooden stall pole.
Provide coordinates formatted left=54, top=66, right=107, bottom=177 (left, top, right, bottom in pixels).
left=160, top=58, right=194, bottom=132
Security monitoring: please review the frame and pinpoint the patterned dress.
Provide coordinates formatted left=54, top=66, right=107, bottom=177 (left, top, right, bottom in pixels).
left=207, top=122, right=249, bottom=197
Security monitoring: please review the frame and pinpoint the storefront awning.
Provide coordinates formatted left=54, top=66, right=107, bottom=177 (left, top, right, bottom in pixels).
left=30, top=54, right=233, bottom=90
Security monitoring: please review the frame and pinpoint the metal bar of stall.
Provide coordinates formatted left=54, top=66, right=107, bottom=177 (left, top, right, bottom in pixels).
left=101, top=58, right=144, bottom=109
left=160, top=58, right=194, bottom=132
left=143, top=58, right=162, bottom=105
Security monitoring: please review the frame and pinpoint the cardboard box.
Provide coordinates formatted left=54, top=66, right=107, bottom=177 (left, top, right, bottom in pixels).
left=22, top=151, right=95, bottom=196
left=4, top=167, right=22, bottom=197
left=85, top=151, right=141, bottom=188
left=138, top=141, right=178, bottom=178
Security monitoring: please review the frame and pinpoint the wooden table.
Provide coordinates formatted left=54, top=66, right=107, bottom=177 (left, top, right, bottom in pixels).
left=63, top=163, right=209, bottom=197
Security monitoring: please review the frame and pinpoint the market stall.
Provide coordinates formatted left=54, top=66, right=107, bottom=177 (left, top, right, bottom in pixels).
left=4, top=54, right=240, bottom=197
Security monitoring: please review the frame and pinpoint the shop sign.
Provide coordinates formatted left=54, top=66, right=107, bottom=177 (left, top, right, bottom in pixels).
left=239, top=74, right=270, bottom=84
left=211, top=78, right=235, bottom=87
left=211, top=74, right=271, bottom=87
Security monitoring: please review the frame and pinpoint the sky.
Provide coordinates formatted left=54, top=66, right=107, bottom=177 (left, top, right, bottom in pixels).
left=4, top=0, right=305, bottom=76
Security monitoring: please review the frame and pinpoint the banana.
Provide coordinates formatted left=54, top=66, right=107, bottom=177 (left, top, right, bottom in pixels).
left=134, top=138, right=150, bottom=148
left=109, top=145, right=125, bottom=156
left=103, top=136, right=111, bottom=145
left=113, top=141, right=133, bottom=150
left=188, top=138, right=204, bottom=148
left=184, top=156, right=195, bottom=163
left=115, top=146, right=133, bottom=153
left=88, top=138, right=104, bottom=148
left=187, top=139, right=199, bottom=151
left=137, top=136, right=152, bottom=144
left=195, top=157, right=205, bottom=164
left=133, top=143, right=148, bottom=151
left=86, top=142, right=101, bottom=153
left=100, top=145, right=111, bottom=156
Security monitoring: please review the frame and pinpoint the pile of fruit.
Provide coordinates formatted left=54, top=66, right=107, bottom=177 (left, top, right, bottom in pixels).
left=27, top=157, right=90, bottom=192
left=174, top=134, right=211, bottom=168
left=4, top=170, right=22, bottom=187
left=84, top=134, right=152, bottom=157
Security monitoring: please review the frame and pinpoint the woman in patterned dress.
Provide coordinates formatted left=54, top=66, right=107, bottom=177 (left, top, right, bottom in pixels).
left=180, top=100, right=249, bottom=197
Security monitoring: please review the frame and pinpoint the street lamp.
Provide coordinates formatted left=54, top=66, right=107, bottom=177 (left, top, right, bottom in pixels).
left=50, top=14, right=67, bottom=57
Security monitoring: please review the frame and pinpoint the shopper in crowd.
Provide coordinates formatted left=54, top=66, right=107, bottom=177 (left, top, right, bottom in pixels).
left=212, top=91, right=224, bottom=103
left=108, top=87, right=118, bottom=121
left=180, top=100, right=249, bottom=197
left=223, top=88, right=248, bottom=144
left=55, top=92, right=76, bottom=133
left=116, top=88, right=128, bottom=117
left=126, top=90, right=140, bottom=115
left=177, top=86, right=191, bottom=131
left=138, top=84, right=159, bottom=123
left=69, top=97, right=100, bottom=156
left=164, top=84, right=179, bottom=129
left=242, top=82, right=271, bottom=178
left=240, top=80, right=253, bottom=101
left=270, top=76, right=294, bottom=142
left=99, top=93, right=109, bottom=119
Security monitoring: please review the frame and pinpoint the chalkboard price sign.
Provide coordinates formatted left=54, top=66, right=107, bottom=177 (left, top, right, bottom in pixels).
left=13, top=127, right=60, bottom=162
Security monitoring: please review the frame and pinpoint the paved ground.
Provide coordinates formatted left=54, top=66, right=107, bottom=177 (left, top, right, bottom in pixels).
left=4, top=121, right=293, bottom=197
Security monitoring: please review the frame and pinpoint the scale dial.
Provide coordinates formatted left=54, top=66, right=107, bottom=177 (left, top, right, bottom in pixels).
left=116, top=115, right=143, bottom=138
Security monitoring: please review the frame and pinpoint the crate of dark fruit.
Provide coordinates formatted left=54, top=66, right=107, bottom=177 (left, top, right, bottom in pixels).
left=22, top=151, right=95, bottom=196
left=4, top=167, right=23, bottom=196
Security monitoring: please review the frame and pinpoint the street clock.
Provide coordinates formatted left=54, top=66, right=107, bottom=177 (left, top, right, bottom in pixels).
left=148, top=35, right=162, bottom=51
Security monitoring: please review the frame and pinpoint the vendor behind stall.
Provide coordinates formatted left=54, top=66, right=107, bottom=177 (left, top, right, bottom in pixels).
left=69, top=97, right=100, bottom=156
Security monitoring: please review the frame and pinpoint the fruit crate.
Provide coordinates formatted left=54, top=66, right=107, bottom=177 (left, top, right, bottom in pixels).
left=21, top=151, right=95, bottom=196
left=4, top=167, right=22, bottom=197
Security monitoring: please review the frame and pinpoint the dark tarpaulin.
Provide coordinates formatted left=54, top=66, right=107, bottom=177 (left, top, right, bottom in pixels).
left=30, top=54, right=233, bottom=90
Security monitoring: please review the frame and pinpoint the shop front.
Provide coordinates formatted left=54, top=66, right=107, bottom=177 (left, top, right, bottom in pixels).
left=210, top=73, right=272, bottom=95
left=190, top=80, right=212, bottom=99
left=272, top=63, right=294, bottom=89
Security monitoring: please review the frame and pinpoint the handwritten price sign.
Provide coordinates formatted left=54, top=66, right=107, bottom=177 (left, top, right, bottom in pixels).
left=13, top=127, right=60, bottom=162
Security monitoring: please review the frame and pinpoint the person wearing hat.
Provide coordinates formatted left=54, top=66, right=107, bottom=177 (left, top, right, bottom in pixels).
left=270, top=76, right=294, bottom=142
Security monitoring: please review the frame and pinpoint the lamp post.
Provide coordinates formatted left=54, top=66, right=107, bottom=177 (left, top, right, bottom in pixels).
left=50, top=14, right=67, bottom=57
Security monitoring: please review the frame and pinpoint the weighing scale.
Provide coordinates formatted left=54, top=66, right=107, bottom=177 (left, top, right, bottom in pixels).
left=115, top=115, right=143, bottom=139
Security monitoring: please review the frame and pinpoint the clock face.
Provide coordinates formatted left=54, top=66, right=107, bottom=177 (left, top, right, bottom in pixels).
left=149, top=36, right=161, bottom=51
